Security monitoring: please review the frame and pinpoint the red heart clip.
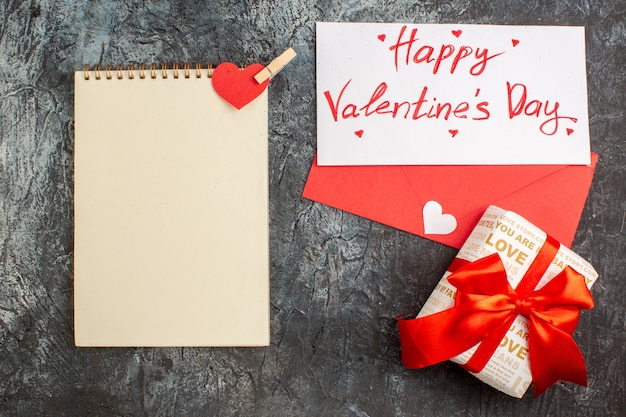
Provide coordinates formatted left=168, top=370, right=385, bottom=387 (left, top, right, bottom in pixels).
left=212, top=63, right=269, bottom=109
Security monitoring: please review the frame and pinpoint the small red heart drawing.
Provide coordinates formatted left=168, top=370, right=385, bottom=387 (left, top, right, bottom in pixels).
left=212, top=62, right=269, bottom=109
left=566, top=128, right=574, bottom=135
left=355, top=130, right=364, bottom=138
left=512, top=39, right=520, bottom=47
left=377, top=34, right=386, bottom=42
left=448, top=129, right=458, bottom=138
left=452, top=30, right=462, bottom=38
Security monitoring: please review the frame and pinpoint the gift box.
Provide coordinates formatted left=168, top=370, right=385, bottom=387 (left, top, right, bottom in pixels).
left=398, top=206, right=598, bottom=397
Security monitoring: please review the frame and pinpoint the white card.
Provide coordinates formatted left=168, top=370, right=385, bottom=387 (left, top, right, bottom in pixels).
left=316, top=22, right=591, bottom=166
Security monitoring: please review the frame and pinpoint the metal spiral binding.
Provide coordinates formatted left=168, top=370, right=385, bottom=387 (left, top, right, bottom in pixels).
left=82, top=62, right=222, bottom=80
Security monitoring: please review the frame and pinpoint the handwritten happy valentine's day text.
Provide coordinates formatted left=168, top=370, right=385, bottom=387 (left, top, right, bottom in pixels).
left=322, top=25, right=578, bottom=137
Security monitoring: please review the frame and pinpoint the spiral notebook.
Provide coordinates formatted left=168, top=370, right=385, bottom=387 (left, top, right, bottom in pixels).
left=74, top=64, right=269, bottom=347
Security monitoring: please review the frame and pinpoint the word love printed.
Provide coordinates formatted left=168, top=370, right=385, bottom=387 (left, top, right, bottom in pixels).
left=316, top=22, right=591, bottom=166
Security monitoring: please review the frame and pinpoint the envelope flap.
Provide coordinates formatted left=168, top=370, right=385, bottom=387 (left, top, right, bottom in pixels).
left=303, top=155, right=422, bottom=229
left=303, top=153, right=597, bottom=249
left=401, top=163, right=579, bottom=220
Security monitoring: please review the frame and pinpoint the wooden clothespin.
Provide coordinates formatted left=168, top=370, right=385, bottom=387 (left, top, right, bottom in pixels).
left=254, top=47, right=297, bottom=84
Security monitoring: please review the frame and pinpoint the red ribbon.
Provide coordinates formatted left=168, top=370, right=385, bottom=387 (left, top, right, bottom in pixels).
left=398, top=237, right=594, bottom=396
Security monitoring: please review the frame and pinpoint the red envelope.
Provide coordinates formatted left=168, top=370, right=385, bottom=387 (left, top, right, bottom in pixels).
left=302, top=153, right=598, bottom=249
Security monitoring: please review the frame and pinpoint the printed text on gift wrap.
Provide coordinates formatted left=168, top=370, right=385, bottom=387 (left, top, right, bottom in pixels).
left=466, top=215, right=594, bottom=285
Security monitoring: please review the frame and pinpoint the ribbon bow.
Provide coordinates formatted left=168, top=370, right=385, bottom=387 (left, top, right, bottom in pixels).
left=399, top=249, right=594, bottom=396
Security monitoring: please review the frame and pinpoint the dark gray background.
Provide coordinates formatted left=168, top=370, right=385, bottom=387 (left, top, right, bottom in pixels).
left=1, top=1, right=624, bottom=416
